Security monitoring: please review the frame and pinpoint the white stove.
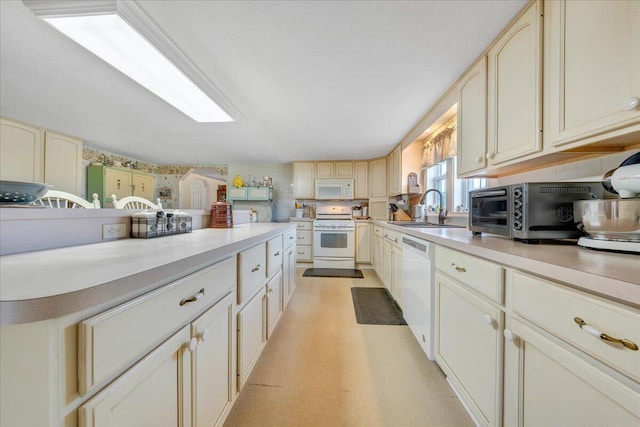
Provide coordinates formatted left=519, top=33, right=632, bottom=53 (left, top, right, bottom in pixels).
left=313, top=206, right=355, bottom=269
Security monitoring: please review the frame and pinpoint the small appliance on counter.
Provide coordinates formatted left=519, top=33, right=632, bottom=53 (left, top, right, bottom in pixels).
left=574, top=152, right=640, bottom=253
left=210, top=202, right=233, bottom=228
left=469, top=182, right=602, bottom=242
left=131, top=210, right=192, bottom=238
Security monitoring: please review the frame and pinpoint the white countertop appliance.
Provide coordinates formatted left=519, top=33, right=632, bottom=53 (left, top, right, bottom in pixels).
left=313, top=205, right=355, bottom=269
left=575, top=152, right=640, bottom=253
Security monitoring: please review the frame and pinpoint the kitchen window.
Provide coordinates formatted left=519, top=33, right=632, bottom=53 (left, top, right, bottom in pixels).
left=424, top=157, right=486, bottom=213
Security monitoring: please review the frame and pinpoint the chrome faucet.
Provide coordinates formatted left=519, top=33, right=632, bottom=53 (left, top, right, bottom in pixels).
left=419, top=189, right=448, bottom=225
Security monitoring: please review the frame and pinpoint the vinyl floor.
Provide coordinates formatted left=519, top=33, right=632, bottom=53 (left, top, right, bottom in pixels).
left=223, top=268, right=474, bottom=427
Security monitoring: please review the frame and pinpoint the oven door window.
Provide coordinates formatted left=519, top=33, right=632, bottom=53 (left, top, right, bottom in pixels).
left=471, top=198, right=509, bottom=229
left=320, top=232, right=348, bottom=249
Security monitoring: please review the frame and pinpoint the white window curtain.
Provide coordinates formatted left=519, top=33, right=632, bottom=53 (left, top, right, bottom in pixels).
left=421, top=117, right=457, bottom=168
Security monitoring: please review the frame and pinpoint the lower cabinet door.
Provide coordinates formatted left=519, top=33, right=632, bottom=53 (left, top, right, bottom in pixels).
left=266, top=270, right=283, bottom=338
left=79, top=326, right=191, bottom=427
left=435, top=272, right=502, bottom=427
left=282, top=245, right=296, bottom=309
left=504, top=317, right=640, bottom=427
left=237, top=287, right=267, bottom=391
left=191, top=293, right=235, bottom=427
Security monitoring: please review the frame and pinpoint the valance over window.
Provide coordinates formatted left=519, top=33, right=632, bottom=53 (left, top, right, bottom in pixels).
left=421, top=117, right=457, bottom=168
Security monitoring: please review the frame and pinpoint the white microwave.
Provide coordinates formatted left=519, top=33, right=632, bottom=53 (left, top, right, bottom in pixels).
left=314, top=179, right=354, bottom=200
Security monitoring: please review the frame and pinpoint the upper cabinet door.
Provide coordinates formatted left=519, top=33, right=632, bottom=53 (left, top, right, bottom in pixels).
left=354, top=161, right=368, bottom=198
left=544, top=0, right=640, bottom=148
left=368, top=158, right=387, bottom=199
left=457, top=57, right=488, bottom=176
left=293, top=162, right=315, bottom=199
left=334, top=161, right=353, bottom=179
left=315, top=162, right=334, bottom=179
left=43, top=131, right=83, bottom=194
left=0, top=118, right=43, bottom=183
left=487, top=1, right=542, bottom=165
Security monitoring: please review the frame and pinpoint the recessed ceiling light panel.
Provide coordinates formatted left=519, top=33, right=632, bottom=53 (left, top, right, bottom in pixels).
left=23, top=0, right=238, bottom=123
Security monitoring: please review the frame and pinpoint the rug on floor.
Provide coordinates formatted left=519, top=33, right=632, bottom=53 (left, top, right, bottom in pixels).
left=350, top=287, right=407, bottom=325
left=303, top=268, right=364, bottom=278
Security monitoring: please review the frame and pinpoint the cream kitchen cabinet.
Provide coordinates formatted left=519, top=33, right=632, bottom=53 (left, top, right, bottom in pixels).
left=368, top=157, right=387, bottom=199
left=87, top=165, right=155, bottom=208
left=316, top=161, right=353, bottom=179
left=355, top=222, right=372, bottom=264
left=487, top=1, right=542, bottom=165
left=544, top=0, right=640, bottom=150
left=289, top=219, right=312, bottom=263
left=435, top=246, right=504, bottom=427
left=293, top=161, right=315, bottom=199
left=381, top=228, right=402, bottom=306
left=354, top=161, right=369, bottom=198
left=282, top=235, right=296, bottom=309
left=237, top=286, right=267, bottom=391
left=79, top=325, right=192, bottom=427
left=266, top=270, right=283, bottom=338
left=1, top=118, right=83, bottom=194
left=387, top=146, right=402, bottom=196
left=372, top=225, right=383, bottom=277
left=457, top=57, right=488, bottom=177
left=191, top=293, right=236, bottom=427
left=504, top=270, right=640, bottom=426
left=78, top=257, right=237, bottom=427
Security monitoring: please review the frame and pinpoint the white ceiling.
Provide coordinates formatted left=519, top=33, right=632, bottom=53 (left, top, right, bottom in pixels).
left=0, top=0, right=527, bottom=165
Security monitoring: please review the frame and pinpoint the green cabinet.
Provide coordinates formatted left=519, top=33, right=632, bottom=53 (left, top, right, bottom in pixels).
left=87, top=165, right=155, bottom=207
left=226, top=186, right=273, bottom=201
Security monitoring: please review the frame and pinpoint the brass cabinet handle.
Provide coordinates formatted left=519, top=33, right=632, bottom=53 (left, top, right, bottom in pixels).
left=574, top=317, right=638, bottom=351
left=180, top=288, right=205, bottom=306
left=451, top=263, right=467, bottom=273
left=252, top=264, right=261, bottom=272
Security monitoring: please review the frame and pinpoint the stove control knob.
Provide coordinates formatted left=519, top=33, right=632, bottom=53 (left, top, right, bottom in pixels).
left=513, top=220, right=522, bottom=230
left=514, top=200, right=523, bottom=209
left=514, top=210, right=522, bottom=219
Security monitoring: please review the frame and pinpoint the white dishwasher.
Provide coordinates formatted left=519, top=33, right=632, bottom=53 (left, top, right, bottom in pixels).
left=401, top=234, right=435, bottom=360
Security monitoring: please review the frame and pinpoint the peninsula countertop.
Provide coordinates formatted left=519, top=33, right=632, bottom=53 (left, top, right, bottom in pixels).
left=0, top=223, right=295, bottom=324
left=375, top=221, right=640, bottom=308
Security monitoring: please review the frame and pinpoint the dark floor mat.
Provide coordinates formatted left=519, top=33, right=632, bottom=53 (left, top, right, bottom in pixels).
left=303, top=268, right=364, bottom=278
left=350, top=287, right=407, bottom=325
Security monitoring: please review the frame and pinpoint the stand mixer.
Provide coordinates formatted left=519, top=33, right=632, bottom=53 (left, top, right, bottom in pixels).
left=574, top=152, right=640, bottom=253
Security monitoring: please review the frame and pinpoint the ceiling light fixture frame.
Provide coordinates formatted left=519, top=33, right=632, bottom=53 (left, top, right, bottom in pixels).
left=22, top=0, right=241, bottom=122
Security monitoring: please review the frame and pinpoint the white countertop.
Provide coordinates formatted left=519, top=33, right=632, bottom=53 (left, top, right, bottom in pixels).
left=0, top=223, right=294, bottom=324
left=376, top=221, right=640, bottom=308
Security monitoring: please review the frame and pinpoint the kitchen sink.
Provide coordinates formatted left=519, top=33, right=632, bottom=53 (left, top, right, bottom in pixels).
left=387, top=221, right=465, bottom=229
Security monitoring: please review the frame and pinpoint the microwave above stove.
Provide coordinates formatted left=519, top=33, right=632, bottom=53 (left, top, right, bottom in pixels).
left=314, top=179, right=354, bottom=200
left=469, top=182, right=603, bottom=242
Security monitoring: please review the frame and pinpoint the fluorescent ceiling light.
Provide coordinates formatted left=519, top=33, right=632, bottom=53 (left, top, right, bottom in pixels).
left=27, top=2, right=234, bottom=123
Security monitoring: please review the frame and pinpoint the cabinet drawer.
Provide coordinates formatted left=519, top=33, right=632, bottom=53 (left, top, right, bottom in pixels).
left=78, top=257, right=235, bottom=396
left=382, top=229, right=400, bottom=246
left=238, top=242, right=267, bottom=305
left=266, top=235, right=283, bottom=278
left=283, top=229, right=296, bottom=249
left=295, top=245, right=312, bottom=261
left=296, top=230, right=312, bottom=245
left=292, top=221, right=312, bottom=231
left=511, top=271, right=640, bottom=382
left=436, top=246, right=503, bottom=303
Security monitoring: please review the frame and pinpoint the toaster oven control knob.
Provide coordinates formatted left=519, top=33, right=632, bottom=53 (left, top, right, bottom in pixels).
left=513, top=220, right=522, bottom=230
left=513, top=210, right=522, bottom=219
left=513, top=188, right=522, bottom=199
left=514, top=200, right=523, bottom=209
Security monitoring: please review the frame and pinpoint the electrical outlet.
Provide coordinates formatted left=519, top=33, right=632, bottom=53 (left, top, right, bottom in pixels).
left=102, top=223, right=127, bottom=239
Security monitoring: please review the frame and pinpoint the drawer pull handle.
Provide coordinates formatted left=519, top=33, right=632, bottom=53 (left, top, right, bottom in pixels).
left=180, top=288, right=205, bottom=306
left=274, top=251, right=280, bottom=256
left=574, top=317, right=638, bottom=351
left=297, top=251, right=304, bottom=255
left=451, top=263, right=467, bottom=273
left=252, top=264, right=261, bottom=272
